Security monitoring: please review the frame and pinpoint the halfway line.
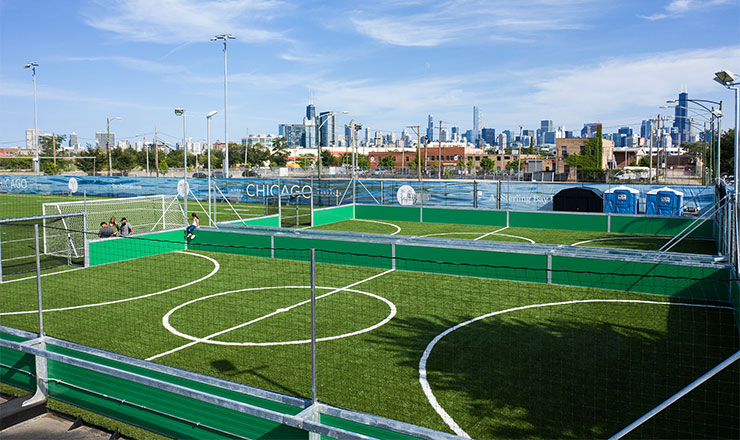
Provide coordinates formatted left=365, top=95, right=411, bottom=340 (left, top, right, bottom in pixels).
left=473, top=226, right=508, bottom=241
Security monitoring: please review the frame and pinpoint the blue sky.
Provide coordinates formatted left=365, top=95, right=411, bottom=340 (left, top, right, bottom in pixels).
left=1, top=0, right=738, bottom=148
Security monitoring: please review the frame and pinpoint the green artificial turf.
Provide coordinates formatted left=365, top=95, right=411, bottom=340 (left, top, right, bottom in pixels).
left=309, top=219, right=718, bottom=254
left=2, top=248, right=737, bottom=439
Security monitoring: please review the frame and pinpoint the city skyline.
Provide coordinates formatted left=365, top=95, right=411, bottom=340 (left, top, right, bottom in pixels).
left=1, top=1, right=738, bottom=148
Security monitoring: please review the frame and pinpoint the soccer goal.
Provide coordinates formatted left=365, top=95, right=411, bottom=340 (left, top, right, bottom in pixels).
left=42, top=195, right=186, bottom=250
left=0, top=212, right=85, bottom=280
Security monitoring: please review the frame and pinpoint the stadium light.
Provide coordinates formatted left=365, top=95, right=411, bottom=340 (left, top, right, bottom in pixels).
left=714, top=70, right=739, bottom=199
left=206, top=110, right=218, bottom=225
left=106, top=117, right=122, bottom=176
left=317, top=110, right=348, bottom=179
left=175, top=108, right=188, bottom=216
left=212, top=34, right=236, bottom=178
left=24, top=62, right=39, bottom=174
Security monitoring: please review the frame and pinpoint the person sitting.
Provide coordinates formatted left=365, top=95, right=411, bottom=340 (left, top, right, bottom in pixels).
left=119, top=217, right=133, bottom=237
left=185, top=213, right=199, bottom=239
left=98, top=222, right=115, bottom=238
left=109, top=217, right=120, bottom=235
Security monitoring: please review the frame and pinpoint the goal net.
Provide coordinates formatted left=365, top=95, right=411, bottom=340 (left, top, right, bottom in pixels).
left=42, top=195, right=186, bottom=249
left=0, top=213, right=85, bottom=279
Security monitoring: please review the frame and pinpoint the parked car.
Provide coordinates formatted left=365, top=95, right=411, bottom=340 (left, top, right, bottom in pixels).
left=192, top=172, right=207, bottom=178
left=211, top=171, right=232, bottom=178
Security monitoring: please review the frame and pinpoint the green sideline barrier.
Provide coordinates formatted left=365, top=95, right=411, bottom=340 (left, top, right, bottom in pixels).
left=44, top=344, right=304, bottom=440
left=312, top=205, right=354, bottom=227
left=187, top=227, right=729, bottom=301
left=550, top=257, right=730, bottom=301
left=354, top=204, right=713, bottom=239
left=218, top=215, right=280, bottom=228
left=87, top=230, right=185, bottom=266
left=0, top=332, right=36, bottom=391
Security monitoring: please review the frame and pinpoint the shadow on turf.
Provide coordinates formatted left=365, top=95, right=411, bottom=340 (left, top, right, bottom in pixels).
left=363, top=301, right=739, bottom=440
left=210, top=359, right=303, bottom=397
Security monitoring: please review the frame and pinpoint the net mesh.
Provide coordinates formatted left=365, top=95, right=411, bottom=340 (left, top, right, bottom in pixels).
left=42, top=195, right=186, bottom=237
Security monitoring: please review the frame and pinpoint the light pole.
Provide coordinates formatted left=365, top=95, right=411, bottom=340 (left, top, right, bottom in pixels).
left=714, top=71, right=739, bottom=195
left=661, top=104, right=716, bottom=184
left=24, top=62, right=39, bottom=174
left=206, top=110, right=218, bottom=225
left=211, top=34, right=235, bottom=178
left=135, top=133, right=149, bottom=176
left=175, top=108, right=188, bottom=216
left=106, top=116, right=122, bottom=176
left=317, top=110, right=348, bottom=179
left=666, top=98, right=723, bottom=181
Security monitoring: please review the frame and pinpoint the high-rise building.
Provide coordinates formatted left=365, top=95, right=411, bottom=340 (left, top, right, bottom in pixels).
left=318, top=111, right=337, bottom=147
left=581, top=123, right=600, bottom=138
left=640, top=120, right=655, bottom=139
left=541, top=120, right=553, bottom=133
left=427, top=115, right=434, bottom=142
left=25, top=128, right=41, bottom=151
left=618, top=127, right=633, bottom=137
left=481, top=128, right=496, bottom=146
left=672, top=92, right=691, bottom=146
left=96, top=131, right=115, bottom=149
left=473, top=106, right=482, bottom=132
left=69, top=132, right=78, bottom=148
left=303, top=117, right=316, bottom=149
left=306, top=104, right=316, bottom=121
left=279, top=124, right=306, bottom=148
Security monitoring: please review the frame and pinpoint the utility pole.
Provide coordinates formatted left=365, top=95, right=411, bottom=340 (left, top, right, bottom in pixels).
left=518, top=125, right=523, bottom=181
left=52, top=132, right=56, bottom=168
left=649, top=116, right=655, bottom=184
left=244, top=128, right=249, bottom=170
left=438, top=122, right=442, bottom=179
left=154, top=124, right=159, bottom=177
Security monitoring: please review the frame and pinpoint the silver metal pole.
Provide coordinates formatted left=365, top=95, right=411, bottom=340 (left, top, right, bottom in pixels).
left=34, top=224, right=44, bottom=336
left=734, top=87, right=739, bottom=198
left=223, top=40, right=229, bottom=177
left=183, top=114, right=188, bottom=217
left=310, top=248, right=317, bottom=406
left=208, top=117, right=212, bottom=226
left=32, top=66, right=39, bottom=175
left=716, top=104, right=721, bottom=182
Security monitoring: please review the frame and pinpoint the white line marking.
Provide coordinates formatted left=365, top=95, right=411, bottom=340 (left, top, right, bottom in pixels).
left=2, top=266, right=86, bottom=284
left=473, top=226, right=509, bottom=241
left=354, top=219, right=402, bottom=235
left=148, top=268, right=395, bottom=360
left=1, top=237, right=36, bottom=244
left=419, top=299, right=733, bottom=438
left=0, top=251, right=219, bottom=315
left=158, top=285, right=397, bottom=347
left=486, top=233, right=535, bottom=244
left=420, top=232, right=482, bottom=238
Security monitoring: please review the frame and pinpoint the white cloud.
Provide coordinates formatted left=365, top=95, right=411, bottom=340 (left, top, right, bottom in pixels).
left=82, top=0, right=287, bottom=44
left=64, top=56, right=189, bottom=75
left=349, top=0, right=596, bottom=47
left=520, top=46, right=740, bottom=127
left=639, top=0, right=731, bottom=20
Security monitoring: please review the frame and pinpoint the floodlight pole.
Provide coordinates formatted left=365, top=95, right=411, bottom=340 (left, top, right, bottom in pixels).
left=207, top=111, right=218, bottom=225
left=407, top=125, right=421, bottom=181
left=175, top=108, right=187, bottom=216
left=106, top=116, right=122, bottom=176
left=24, top=63, right=40, bottom=174
left=212, top=34, right=235, bottom=178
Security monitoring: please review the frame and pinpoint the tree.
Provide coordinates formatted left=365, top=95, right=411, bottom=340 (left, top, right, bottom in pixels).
left=270, top=137, right=289, bottom=166
left=720, top=129, right=735, bottom=176
left=564, top=125, right=605, bottom=181
left=298, top=154, right=315, bottom=168
left=320, top=149, right=337, bottom=167
left=479, top=157, right=495, bottom=171
left=111, top=147, right=137, bottom=173
left=75, top=148, right=106, bottom=175
left=227, top=142, right=244, bottom=166
left=38, top=134, right=67, bottom=170
left=466, top=158, right=475, bottom=173
left=637, top=156, right=651, bottom=167
left=247, top=143, right=270, bottom=167
left=378, top=155, right=396, bottom=168
left=357, top=154, right=370, bottom=169
left=506, top=159, right=523, bottom=171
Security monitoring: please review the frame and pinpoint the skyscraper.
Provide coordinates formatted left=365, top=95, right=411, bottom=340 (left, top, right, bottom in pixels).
left=640, top=120, right=654, bottom=139
left=473, top=106, right=481, bottom=132
left=96, top=131, right=114, bottom=149
left=69, top=132, right=78, bottom=148
left=427, top=115, right=434, bottom=142
left=672, top=92, right=691, bottom=146
left=581, top=123, right=600, bottom=138
left=319, top=111, right=337, bottom=147
left=306, top=104, right=316, bottom=121
left=481, top=128, right=496, bottom=146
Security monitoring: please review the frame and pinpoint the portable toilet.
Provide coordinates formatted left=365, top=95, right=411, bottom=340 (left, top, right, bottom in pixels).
left=646, top=187, right=684, bottom=216
left=604, top=185, right=639, bottom=214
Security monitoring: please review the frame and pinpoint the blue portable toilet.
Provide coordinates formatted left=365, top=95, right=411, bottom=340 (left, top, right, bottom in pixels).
left=646, top=187, right=684, bottom=216
left=604, top=185, right=639, bottom=214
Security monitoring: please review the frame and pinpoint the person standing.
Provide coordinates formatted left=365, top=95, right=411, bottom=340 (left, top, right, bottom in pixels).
left=98, top=222, right=115, bottom=238
left=109, top=217, right=120, bottom=235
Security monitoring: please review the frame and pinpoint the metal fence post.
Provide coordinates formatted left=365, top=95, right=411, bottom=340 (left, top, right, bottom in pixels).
left=34, top=224, right=44, bottom=336
left=310, top=248, right=317, bottom=406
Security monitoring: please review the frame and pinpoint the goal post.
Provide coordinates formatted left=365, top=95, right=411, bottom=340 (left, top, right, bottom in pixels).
left=43, top=195, right=186, bottom=244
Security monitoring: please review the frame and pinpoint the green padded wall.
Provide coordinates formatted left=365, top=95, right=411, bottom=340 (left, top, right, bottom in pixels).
left=0, top=332, right=36, bottom=391
left=509, top=211, right=608, bottom=231
left=220, top=215, right=280, bottom=228
left=46, top=344, right=306, bottom=440
left=88, top=230, right=185, bottom=266
left=395, top=245, right=547, bottom=283
left=355, top=205, right=420, bottom=222
left=188, top=229, right=272, bottom=258
left=551, top=256, right=729, bottom=300
left=610, top=215, right=713, bottom=238
left=422, top=207, right=506, bottom=227
left=313, top=205, right=354, bottom=227
left=273, top=236, right=392, bottom=269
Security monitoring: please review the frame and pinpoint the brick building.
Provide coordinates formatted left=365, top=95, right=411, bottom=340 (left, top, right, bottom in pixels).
left=555, top=138, right=615, bottom=180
